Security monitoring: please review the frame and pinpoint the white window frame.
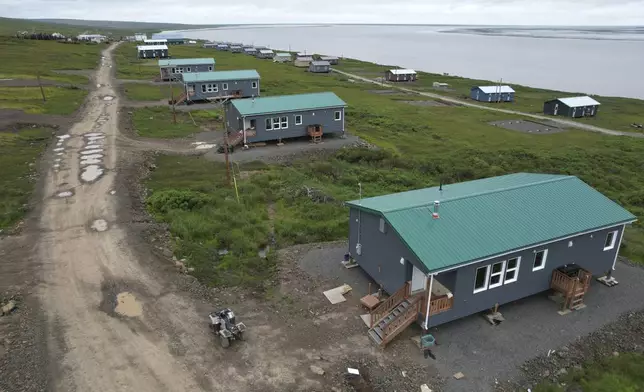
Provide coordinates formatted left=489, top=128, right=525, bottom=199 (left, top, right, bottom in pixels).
left=533, top=249, right=548, bottom=271
left=252, top=81, right=258, bottom=89
left=488, top=260, right=506, bottom=289
left=223, top=83, right=228, bottom=91
left=204, top=83, right=217, bottom=93
left=334, top=110, right=342, bottom=121
left=201, top=84, right=206, bottom=93
left=272, top=117, right=281, bottom=130
left=604, top=230, right=618, bottom=251
left=265, top=118, right=272, bottom=131
left=208, top=66, right=213, bottom=71
left=295, top=114, right=302, bottom=125
left=186, top=67, right=191, bottom=72
left=280, top=116, right=288, bottom=129
left=171, top=67, right=176, bottom=73
left=504, top=257, right=520, bottom=284
left=473, top=265, right=490, bottom=294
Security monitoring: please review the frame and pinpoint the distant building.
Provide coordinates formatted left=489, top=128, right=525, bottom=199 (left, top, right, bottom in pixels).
left=385, top=69, right=417, bottom=82
left=470, top=86, right=515, bottom=102
left=151, top=33, right=185, bottom=45
left=224, top=92, right=347, bottom=145
left=158, top=58, right=215, bottom=81
left=433, top=82, right=450, bottom=88
left=137, top=45, right=168, bottom=59
left=134, top=33, right=147, bottom=42
left=543, top=96, right=601, bottom=118
left=256, top=49, right=275, bottom=59
left=178, top=70, right=260, bottom=103
left=294, top=56, right=314, bottom=68
left=144, top=38, right=168, bottom=45
left=273, top=53, right=292, bottom=63
left=309, top=61, right=331, bottom=73
left=77, top=34, right=107, bottom=43
left=244, top=47, right=258, bottom=55
left=203, top=42, right=218, bottom=49
left=230, top=45, right=243, bottom=53
left=320, top=56, right=339, bottom=65
left=216, top=43, right=229, bottom=51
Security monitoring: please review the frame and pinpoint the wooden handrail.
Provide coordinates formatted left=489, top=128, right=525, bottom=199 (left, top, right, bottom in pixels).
left=382, top=296, right=422, bottom=345
left=551, top=269, right=572, bottom=292
left=370, top=282, right=409, bottom=328
left=430, top=296, right=454, bottom=316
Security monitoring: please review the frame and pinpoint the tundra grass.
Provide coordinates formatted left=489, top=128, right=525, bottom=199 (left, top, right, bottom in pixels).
left=0, top=86, right=87, bottom=115
left=143, top=42, right=644, bottom=291
left=0, top=127, right=53, bottom=230
left=335, top=58, right=644, bottom=133
left=130, top=107, right=222, bottom=138
left=121, top=83, right=183, bottom=102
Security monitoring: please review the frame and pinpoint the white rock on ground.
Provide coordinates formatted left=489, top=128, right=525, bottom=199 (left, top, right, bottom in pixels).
left=420, top=384, right=433, bottom=392
left=310, top=365, right=325, bottom=376
left=1, top=300, right=16, bottom=315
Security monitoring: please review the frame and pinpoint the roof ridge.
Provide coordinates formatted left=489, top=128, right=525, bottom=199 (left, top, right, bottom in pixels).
left=383, top=174, right=575, bottom=213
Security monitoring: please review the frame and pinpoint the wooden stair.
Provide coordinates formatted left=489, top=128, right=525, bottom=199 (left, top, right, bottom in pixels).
left=368, top=295, right=422, bottom=347
left=170, top=92, right=187, bottom=105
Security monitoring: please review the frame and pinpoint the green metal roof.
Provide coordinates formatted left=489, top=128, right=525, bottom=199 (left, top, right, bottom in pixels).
left=181, top=70, right=259, bottom=83
left=158, top=58, right=215, bottom=67
left=347, top=173, right=637, bottom=273
left=231, top=92, right=346, bottom=116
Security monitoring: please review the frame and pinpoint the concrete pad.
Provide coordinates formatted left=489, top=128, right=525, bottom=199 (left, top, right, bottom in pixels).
left=360, top=314, right=371, bottom=327
left=323, top=284, right=352, bottom=304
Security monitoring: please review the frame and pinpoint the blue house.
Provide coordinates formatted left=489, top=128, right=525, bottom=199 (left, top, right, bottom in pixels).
left=471, top=85, right=515, bottom=102
left=346, top=173, right=636, bottom=347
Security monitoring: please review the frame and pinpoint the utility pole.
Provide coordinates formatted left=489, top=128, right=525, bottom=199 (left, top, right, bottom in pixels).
left=498, top=78, right=503, bottom=103
left=224, top=131, right=231, bottom=187
left=37, top=74, right=46, bottom=102
left=170, top=78, right=177, bottom=124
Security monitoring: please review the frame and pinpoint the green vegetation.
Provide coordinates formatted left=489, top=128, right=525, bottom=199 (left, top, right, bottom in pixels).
left=335, top=58, right=644, bottom=133
left=0, top=127, right=53, bottom=230
left=0, top=86, right=87, bottom=115
left=130, top=107, right=221, bottom=138
left=121, top=82, right=184, bottom=101
left=535, top=353, right=644, bottom=392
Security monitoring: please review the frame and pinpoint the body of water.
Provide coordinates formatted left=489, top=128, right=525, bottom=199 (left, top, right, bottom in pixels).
left=177, top=25, right=644, bottom=99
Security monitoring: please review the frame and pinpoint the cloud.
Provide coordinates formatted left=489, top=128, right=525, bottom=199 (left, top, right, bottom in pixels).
left=2, top=0, right=643, bottom=25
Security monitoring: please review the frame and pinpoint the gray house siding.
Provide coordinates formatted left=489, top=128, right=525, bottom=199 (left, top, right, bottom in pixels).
left=470, top=88, right=514, bottom=102
left=309, top=63, right=330, bottom=73
left=160, top=63, right=213, bottom=80
left=543, top=100, right=599, bottom=118
left=226, top=104, right=345, bottom=143
left=138, top=49, right=168, bottom=59
left=427, top=224, right=625, bottom=327
left=186, top=79, right=260, bottom=101
left=385, top=71, right=417, bottom=82
left=348, top=208, right=427, bottom=294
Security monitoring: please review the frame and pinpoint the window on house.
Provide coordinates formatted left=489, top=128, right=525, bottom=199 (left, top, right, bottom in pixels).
left=295, top=115, right=302, bottom=125
left=208, top=66, right=213, bottom=71
left=187, top=67, right=191, bottom=72
left=272, top=117, right=281, bottom=130
left=252, top=81, right=258, bottom=89
left=533, top=249, right=548, bottom=271
left=171, top=67, right=176, bottom=73
left=488, top=261, right=506, bottom=289
left=265, top=118, right=272, bottom=130
left=223, top=83, right=228, bottom=90
left=473, top=265, right=490, bottom=293
left=379, top=218, right=386, bottom=233
left=504, top=257, right=520, bottom=284
left=280, top=116, right=288, bottom=129
left=203, top=84, right=217, bottom=93
left=334, top=111, right=342, bottom=121
left=201, top=84, right=206, bottom=93
left=604, top=230, right=618, bottom=251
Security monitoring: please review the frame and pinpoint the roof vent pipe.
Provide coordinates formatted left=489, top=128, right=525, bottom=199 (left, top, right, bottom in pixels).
left=432, top=200, right=440, bottom=219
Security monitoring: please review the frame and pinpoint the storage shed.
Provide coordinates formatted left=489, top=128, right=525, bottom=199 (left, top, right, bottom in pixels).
left=158, top=58, right=215, bottom=81
left=320, top=56, right=339, bottom=65
left=294, top=56, right=314, bottom=68
left=309, top=61, right=331, bottom=73
left=385, top=69, right=417, bottom=82
left=543, top=96, right=601, bottom=118
left=230, top=45, right=243, bottom=53
left=224, top=92, right=347, bottom=145
left=470, top=86, right=515, bottom=102
left=273, top=53, right=292, bottom=63
left=256, top=49, right=275, bottom=59
left=244, top=47, right=258, bottom=55
left=216, top=44, right=229, bottom=51
left=137, top=45, right=168, bottom=59
left=179, top=70, right=260, bottom=103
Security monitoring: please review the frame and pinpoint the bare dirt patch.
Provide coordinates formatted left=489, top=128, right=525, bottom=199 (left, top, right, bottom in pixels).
left=0, top=109, right=72, bottom=130
left=490, top=119, right=566, bottom=134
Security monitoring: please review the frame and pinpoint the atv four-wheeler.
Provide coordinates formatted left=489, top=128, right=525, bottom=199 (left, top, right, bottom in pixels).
left=209, top=308, right=246, bottom=348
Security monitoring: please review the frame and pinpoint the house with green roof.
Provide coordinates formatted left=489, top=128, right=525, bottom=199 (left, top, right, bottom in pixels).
left=223, top=92, right=347, bottom=145
left=346, top=173, right=636, bottom=346
left=177, top=70, right=260, bottom=104
left=157, top=58, right=215, bottom=81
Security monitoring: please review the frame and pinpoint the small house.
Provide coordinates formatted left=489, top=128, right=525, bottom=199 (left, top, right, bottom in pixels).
left=158, top=58, right=215, bottom=81
left=224, top=92, right=347, bottom=145
left=543, top=96, right=601, bottom=118
left=470, top=86, right=515, bottom=102
left=216, top=43, right=229, bottom=51
left=347, top=173, right=636, bottom=347
left=294, top=56, right=314, bottom=68
left=320, top=56, right=339, bottom=65
left=203, top=42, right=218, bottom=49
left=152, top=33, right=185, bottom=45
left=77, top=34, right=107, bottom=43
left=309, top=61, right=330, bottom=73
left=433, top=82, right=450, bottom=89
left=179, top=70, right=260, bottom=103
left=244, top=47, right=258, bottom=55
left=273, top=53, right=292, bottom=63
left=385, top=69, right=417, bottom=82
left=230, top=45, right=243, bottom=53
left=256, top=49, right=275, bottom=59
left=137, top=45, right=168, bottom=59
left=134, top=33, right=147, bottom=42
left=296, top=52, right=307, bottom=57
left=144, top=39, right=167, bottom=45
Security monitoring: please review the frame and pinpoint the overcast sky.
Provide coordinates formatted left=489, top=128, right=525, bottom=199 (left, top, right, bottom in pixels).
left=2, top=0, right=643, bottom=25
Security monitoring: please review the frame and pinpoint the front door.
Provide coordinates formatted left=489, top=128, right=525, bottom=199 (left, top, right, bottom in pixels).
left=572, top=107, right=577, bottom=117
left=411, top=264, right=426, bottom=294
left=554, top=103, right=559, bottom=115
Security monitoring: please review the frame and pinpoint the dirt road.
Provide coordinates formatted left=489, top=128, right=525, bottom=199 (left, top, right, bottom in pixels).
left=331, top=68, right=644, bottom=138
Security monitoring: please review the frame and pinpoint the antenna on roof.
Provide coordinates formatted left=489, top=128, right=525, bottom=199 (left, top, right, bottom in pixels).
left=439, top=180, right=442, bottom=192
left=432, top=200, right=440, bottom=219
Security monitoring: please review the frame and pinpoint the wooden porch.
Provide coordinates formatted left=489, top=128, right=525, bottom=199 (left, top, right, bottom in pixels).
left=550, top=265, right=592, bottom=311
left=367, top=280, right=454, bottom=347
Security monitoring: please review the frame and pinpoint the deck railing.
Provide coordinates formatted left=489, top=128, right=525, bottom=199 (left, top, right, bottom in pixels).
left=550, top=269, right=574, bottom=293
left=430, top=296, right=454, bottom=316
left=370, top=282, right=409, bottom=328
left=381, top=296, right=422, bottom=345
